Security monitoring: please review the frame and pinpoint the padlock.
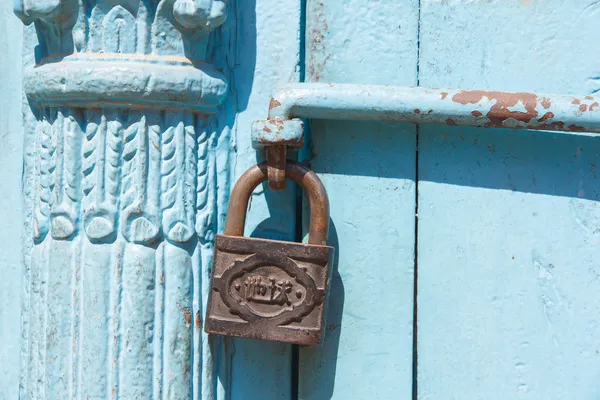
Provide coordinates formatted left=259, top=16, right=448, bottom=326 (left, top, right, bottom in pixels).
left=204, top=160, right=334, bottom=345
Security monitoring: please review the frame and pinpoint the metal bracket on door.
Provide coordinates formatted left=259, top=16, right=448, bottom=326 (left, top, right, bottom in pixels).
left=252, top=83, right=600, bottom=189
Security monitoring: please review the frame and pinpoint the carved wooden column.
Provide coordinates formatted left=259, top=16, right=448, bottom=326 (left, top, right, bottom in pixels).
left=15, top=1, right=230, bottom=398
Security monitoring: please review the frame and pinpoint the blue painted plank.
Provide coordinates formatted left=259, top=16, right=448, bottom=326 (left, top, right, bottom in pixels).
left=218, top=0, right=303, bottom=399
left=0, top=3, right=24, bottom=399
left=299, top=1, right=419, bottom=398
left=418, top=1, right=600, bottom=398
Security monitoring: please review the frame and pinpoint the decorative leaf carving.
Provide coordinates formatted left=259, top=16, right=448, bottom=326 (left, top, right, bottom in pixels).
left=121, top=112, right=161, bottom=244
left=13, top=0, right=79, bottom=54
left=50, top=108, right=82, bottom=240
left=153, top=0, right=186, bottom=56
left=33, top=109, right=56, bottom=241
left=102, top=5, right=137, bottom=54
left=105, top=114, right=124, bottom=212
left=195, top=122, right=211, bottom=241
left=18, top=0, right=231, bottom=396
left=83, top=109, right=123, bottom=241
left=120, top=113, right=139, bottom=210
left=173, top=0, right=227, bottom=30
left=13, top=0, right=62, bottom=25
left=16, top=0, right=227, bottom=58
left=161, top=111, right=197, bottom=243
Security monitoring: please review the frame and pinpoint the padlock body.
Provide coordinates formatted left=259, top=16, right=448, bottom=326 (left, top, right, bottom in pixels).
left=205, top=234, right=334, bottom=345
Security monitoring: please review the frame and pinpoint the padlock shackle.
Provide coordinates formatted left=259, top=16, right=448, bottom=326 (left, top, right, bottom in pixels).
left=224, top=161, right=330, bottom=245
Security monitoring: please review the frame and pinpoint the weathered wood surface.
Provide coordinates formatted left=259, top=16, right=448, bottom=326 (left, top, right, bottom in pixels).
left=418, top=1, right=600, bottom=399
left=223, top=0, right=302, bottom=399
left=299, top=1, right=419, bottom=399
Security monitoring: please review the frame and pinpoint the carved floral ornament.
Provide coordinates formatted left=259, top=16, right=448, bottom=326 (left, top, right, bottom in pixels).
left=14, top=0, right=227, bottom=34
left=14, top=0, right=229, bottom=112
left=14, top=0, right=230, bottom=246
left=17, top=1, right=231, bottom=399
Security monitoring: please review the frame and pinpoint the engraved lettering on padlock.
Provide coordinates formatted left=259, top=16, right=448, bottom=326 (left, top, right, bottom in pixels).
left=205, top=160, right=334, bottom=345
left=241, top=275, right=297, bottom=306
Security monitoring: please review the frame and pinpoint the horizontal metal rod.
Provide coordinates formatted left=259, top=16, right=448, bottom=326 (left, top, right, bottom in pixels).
left=268, top=83, right=600, bottom=134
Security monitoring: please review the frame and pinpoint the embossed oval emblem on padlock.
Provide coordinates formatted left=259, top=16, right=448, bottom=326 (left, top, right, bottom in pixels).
left=225, top=256, right=315, bottom=319
left=205, top=161, right=334, bottom=345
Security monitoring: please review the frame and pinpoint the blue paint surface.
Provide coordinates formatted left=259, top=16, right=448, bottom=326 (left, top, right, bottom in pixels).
left=5, top=0, right=600, bottom=399
left=8, top=0, right=303, bottom=398
left=0, top=2, right=24, bottom=399
left=299, top=1, right=418, bottom=399
left=13, top=0, right=242, bottom=399
left=418, top=1, right=600, bottom=399
left=215, top=0, right=302, bottom=399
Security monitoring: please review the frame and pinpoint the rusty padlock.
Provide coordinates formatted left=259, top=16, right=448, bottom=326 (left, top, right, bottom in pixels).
left=204, top=160, right=334, bottom=345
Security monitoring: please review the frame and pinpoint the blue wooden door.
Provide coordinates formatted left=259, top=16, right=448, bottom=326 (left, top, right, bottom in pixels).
left=416, top=2, right=600, bottom=398
left=298, top=1, right=418, bottom=399
left=2, top=0, right=600, bottom=399
left=299, top=1, right=600, bottom=399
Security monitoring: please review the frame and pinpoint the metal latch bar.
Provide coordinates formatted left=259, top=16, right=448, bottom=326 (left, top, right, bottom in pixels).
left=254, top=83, right=600, bottom=189
left=267, top=83, right=600, bottom=134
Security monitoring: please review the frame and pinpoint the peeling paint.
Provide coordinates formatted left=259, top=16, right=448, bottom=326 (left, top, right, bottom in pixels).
left=269, top=98, right=282, bottom=111
left=266, top=83, right=600, bottom=134
left=452, top=90, right=538, bottom=127
left=251, top=119, right=304, bottom=148
left=568, top=124, right=586, bottom=132
left=538, top=112, right=554, bottom=122
left=184, top=308, right=192, bottom=327
left=541, top=97, right=552, bottom=109
left=307, top=1, right=329, bottom=82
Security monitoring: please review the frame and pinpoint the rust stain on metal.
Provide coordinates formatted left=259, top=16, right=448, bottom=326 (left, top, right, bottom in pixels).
left=471, top=110, right=483, bottom=117
left=590, top=102, right=599, bottom=111
left=538, top=112, right=554, bottom=122
left=572, top=98, right=581, bottom=105
left=263, top=125, right=272, bottom=133
left=414, top=109, right=421, bottom=114
left=579, top=104, right=588, bottom=112
left=568, top=124, right=587, bottom=132
left=586, top=96, right=594, bottom=100
left=266, top=145, right=287, bottom=191
left=541, top=97, right=552, bottom=109
left=452, top=90, right=538, bottom=128
left=445, top=118, right=457, bottom=126
left=195, top=311, right=202, bottom=329
left=184, top=308, right=192, bottom=327
left=269, top=98, right=282, bottom=111
left=526, top=121, right=565, bottom=131
left=440, top=92, right=448, bottom=100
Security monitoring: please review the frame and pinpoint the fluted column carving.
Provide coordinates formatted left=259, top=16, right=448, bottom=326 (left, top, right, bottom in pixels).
left=15, top=1, right=229, bottom=398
